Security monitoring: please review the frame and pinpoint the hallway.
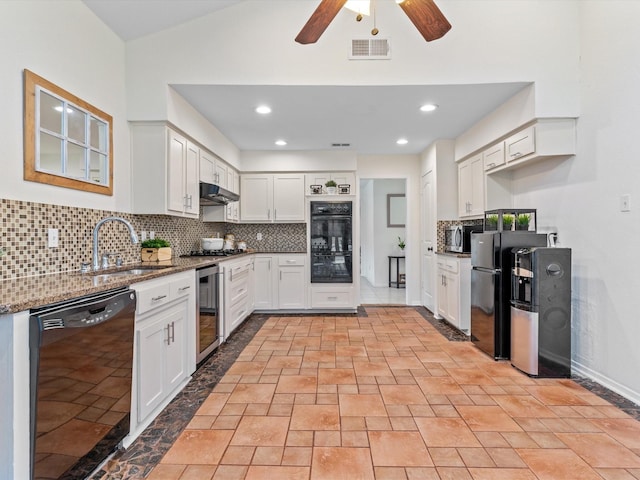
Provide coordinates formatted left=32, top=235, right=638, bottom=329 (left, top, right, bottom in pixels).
left=98, top=307, right=640, bottom=479
left=360, top=277, right=406, bottom=305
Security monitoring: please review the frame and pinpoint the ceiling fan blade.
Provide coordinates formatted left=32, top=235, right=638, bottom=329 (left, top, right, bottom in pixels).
left=398, top=0, right=451, bottom=42
left=295, top=0, right=348, bottom=44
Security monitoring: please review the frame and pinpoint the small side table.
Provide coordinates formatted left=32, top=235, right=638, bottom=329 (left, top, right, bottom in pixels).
left=388, top=255, right=406, bottom=288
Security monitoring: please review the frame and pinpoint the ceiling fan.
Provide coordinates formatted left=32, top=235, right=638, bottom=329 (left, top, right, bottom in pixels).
left=295, top=0, right=451, bottom=44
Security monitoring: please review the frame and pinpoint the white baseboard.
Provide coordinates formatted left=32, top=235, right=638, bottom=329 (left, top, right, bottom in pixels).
left=572, top=360, right=640, bottom=406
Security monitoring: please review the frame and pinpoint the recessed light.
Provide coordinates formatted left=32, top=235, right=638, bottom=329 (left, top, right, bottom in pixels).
left=396, top=138, right=408, bottom=145
left=420, top=103, right=438, bottom=112
left=275, top=139, right=287, bottom=146
left=255, top=105, right=272, bottom=114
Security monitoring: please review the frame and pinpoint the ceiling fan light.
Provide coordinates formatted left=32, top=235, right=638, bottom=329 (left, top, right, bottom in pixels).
left=420, top=103, right=438, bottom=112
left=255, top=105, right=272, bottom=114
left=345, top=0, right=370, bottom=16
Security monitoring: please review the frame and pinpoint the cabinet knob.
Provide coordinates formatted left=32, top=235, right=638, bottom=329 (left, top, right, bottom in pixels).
left=428, top=247, right=433, bottom=252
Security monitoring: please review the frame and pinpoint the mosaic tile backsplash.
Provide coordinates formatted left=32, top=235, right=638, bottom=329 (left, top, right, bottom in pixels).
left=0, top=198, right=307, bottom=280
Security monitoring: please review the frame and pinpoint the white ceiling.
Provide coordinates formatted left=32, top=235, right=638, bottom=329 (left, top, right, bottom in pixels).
left=83, top=0, right=529, bottom=155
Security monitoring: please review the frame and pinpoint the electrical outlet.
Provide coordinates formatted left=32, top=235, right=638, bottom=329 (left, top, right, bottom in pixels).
left=620, top=194, right=631, bottom=212
left=141, top=231, right=147, bottom=241
left=149, top=231, right=155, bottom=239
left=257, top=232, right=262, bottom=241
left=48, top=228, right=59, bottom=248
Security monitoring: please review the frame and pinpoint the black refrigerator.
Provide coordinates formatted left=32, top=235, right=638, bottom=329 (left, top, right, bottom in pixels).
left=470, top=232, right=546, bottom=359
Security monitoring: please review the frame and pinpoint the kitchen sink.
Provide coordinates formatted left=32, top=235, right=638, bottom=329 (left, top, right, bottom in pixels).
left=81, top=264, right=174, bottom=279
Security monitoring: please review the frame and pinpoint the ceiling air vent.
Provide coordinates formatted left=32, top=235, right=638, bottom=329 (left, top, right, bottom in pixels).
left=349, top=38, right=391, bottom=60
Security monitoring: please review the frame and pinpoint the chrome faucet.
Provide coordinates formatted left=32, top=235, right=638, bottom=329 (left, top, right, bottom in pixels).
left=92, top=217, right=139, bottom=271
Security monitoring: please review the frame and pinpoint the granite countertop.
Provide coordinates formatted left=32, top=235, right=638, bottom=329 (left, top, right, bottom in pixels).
left=436, top=250, right=472, bottom=258
left=0, top=251, right=258, bottom=314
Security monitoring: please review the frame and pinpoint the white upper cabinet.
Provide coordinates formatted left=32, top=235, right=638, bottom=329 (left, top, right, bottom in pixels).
left=483, top=141, right=506, bottom=171
left=505, top=125, right=535, bottom=162
left=458, top=154, right=485, bottom=218
left=489, top=119, right=577, bottom=173
left=240, top=173, right=305, bottom=222
left=131, top=124, right=199, bottom=218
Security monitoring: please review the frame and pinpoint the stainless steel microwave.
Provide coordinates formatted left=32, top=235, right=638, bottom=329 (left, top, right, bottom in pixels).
left=445, top=224, right=483, bottom=253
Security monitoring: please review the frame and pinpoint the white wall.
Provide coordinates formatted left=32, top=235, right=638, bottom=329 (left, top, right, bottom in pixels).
left=125, top=1, right=580, bottom=130
left=357, top=155, right=421, bottom=304
left=241, top=150, right=357, bottom=172
left=359, top=180, right=375, bottom=284
left=501, top=2, right=640, bottom=403
left=0, top=1, right=129, bottom=211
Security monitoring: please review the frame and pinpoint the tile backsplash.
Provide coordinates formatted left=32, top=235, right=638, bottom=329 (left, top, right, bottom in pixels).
left=0, top=198, right=307, bottom=280
left=436, top=219, right=484, bottom=252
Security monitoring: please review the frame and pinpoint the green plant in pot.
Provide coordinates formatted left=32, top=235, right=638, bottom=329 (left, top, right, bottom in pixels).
left=486, top=214, right=499, bottom=230
left=325, top=179, right=337, bottom=195
left=141, top=238, right=172, bottom=262
left=397, top=236, right=406, bottom=251
left=502, top=214, right=514, bottom=230
left=516, top=214, right=531, bottom=230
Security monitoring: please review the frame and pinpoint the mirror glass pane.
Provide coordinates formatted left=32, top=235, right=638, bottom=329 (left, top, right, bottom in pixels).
left=67, top=107, right=86, bottom=144
left=67, top=143, right=86, bottom=179
left=89, top=151, right=107, bottom=184
left=39, top=132, right=63, bottom=172
left=90, top=117, right=107, bottom=150
left=40, top=92, right=62, bottom=134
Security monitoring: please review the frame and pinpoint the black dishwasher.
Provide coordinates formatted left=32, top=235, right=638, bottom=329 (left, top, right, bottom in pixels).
left=29, top=287, right=136, bottom=479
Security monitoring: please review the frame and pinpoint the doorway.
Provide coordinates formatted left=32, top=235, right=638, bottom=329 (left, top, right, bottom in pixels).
left=359, top=178, right=407, bottom=305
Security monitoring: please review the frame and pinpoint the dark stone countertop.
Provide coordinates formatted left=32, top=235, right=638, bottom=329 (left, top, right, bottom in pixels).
left=0, top=252, right=258, bottom=314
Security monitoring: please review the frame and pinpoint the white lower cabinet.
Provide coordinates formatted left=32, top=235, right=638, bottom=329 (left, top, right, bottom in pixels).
left=253, top=254, right=307, bottom=310
left=278, top=255, right=306, bottom=309
left=436, top=255, right=471, bottom=334
left=310, top=286, right=355, bottom=308
left=128, top=271, right=196, bottom=444
left=223, top=256, right=254, bottom=339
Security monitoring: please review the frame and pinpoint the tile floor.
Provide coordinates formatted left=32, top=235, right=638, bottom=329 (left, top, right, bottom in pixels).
left=360, top=277, right=406, bottom=305
left=121, top=307, right=640, bottom=480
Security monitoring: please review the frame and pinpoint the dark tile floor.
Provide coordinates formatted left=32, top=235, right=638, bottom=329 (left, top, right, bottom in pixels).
left=93, top=306, right=640, bottom=479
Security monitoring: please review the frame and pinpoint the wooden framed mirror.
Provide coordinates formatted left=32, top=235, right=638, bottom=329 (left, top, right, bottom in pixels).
left=387, top=194, right=406, bottom=228
left=23, top=69, right=113, bottom=195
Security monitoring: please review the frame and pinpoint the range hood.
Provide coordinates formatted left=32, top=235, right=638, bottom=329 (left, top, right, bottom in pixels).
left=199, top=182, right=240, bottom=206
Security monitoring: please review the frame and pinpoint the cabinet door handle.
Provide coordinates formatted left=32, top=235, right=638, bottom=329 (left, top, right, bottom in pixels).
left=268, top=209, right=271, bottom=220
left=178, top=286, right=191, bottom=291
left=328, top=296, right=338, bottom=301
left=165, top=323, right=171, bottom=345
left=152, top=294, right=167, bottom=301
left=487, top=162, right=495, bottom=168
left=170, top=321, right=175, bottom=343
left=510, top=152, right=521, bottom=158
left=280, top=271, right=282, bottom=281
left=274, top=209, right=277, bottom=219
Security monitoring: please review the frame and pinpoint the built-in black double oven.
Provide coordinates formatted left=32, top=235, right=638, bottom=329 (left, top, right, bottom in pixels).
left=310, top=201, right=353, bottom=283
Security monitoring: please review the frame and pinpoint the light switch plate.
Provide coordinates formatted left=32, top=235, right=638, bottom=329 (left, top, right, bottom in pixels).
left=48, top=228, right=59, bottom=248
left=621, top=194, right=631, bottom=212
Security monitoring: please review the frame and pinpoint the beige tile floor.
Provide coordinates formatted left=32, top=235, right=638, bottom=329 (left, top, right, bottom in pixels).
left=146, top=307, right=640, bottom=480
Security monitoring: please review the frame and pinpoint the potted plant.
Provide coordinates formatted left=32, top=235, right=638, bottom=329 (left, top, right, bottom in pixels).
left=325, top=180, right=337, bottom=195
left=502, top=214, right=514, bottom=230
left=397, top=236, right=406, bottom=252
left=486, top=214, right=499, bottom=230
left=140, top=238, right=172, bottom=262
left=516, top=213, right=531, bottom=231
